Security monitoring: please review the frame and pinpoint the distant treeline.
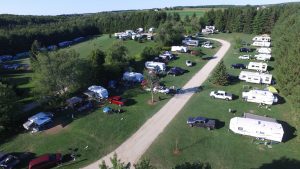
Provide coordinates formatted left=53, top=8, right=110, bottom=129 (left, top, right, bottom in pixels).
left=0, top=11, right=167, bottom=55
left=199, top=4, right=296, bottom=34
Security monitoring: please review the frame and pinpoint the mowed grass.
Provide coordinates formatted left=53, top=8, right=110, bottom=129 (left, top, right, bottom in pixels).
left=143, top=33, right=300, bottom=169
left=165, top=8, right=218, bottom=18
left=0, top=38, right=220, bottom=168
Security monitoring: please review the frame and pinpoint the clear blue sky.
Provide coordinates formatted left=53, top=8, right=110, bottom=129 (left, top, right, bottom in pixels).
left=0, top=0, right=298, bottom=15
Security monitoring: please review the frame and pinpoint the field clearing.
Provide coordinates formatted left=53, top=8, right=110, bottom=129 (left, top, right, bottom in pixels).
left=0, top=37, right=221, bottom=169
left=143, top=33, right=300, bottom=169
left=165, top=8, right=222, bottom=18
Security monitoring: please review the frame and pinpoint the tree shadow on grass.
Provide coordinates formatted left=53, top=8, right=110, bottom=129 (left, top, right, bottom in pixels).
left=254, top=157, right=300, bottom=169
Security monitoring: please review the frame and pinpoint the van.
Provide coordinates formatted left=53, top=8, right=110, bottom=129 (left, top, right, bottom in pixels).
left=29, top=153, right=62, bottom=169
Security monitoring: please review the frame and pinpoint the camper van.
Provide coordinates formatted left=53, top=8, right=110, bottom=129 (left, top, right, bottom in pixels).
left=242, top=90, right=278, bottom=105
left=254, top=54, right=272, bottom=61
left=239, top=71, right=272, bottom=84
left=145, top=61, right=166, bottom=72
left=247, top=62, right=268, bottom=72
left=229, top=113, right=284, bottom=142
left=171, top=46, right=188, bottom=53
left=252, top=35, right=271, bottom=42
left=257, top=48, right=271, bottom=54
left=252, top=41, right=271, bottom=47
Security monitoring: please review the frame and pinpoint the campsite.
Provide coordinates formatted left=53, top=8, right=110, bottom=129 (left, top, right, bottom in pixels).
left=0, top=2, right=300, bottom=169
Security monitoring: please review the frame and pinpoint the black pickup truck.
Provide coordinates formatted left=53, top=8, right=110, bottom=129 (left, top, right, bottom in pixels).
left=187, top=116, right=216, bottom=130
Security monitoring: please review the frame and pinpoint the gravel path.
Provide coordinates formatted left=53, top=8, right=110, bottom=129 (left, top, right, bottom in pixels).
left=83, top=38, right=231, bottom=169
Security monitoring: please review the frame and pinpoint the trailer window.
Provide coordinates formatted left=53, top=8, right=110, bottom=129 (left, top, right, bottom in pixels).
left=238, top=127, right=243, bottom=131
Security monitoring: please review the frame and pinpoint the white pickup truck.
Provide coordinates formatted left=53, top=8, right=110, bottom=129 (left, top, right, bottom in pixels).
left=210, top=90, right=233, bottom=100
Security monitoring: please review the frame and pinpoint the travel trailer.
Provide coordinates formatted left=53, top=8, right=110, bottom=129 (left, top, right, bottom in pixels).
left=182, top=40, right=199, bottom=46
left=247, top=62, right=268, bottom=72
left=257, top=48, right=271, bottom=54
left=229, top=113, right=284, bottom=142
left=252, top=41, right=271, bottom=47
left=239, top=71, right=272, bottom=84
left=201, top=26, right=215, bottom=34
left=87, top=85, right=109, bottom=99
left=145, top=61, right=166, bottom=72
left=254, top=54, right=272, bottom=61
left=171, top=46, right=188, bottom=53
left=242, top=89, right=278, bottom=105
left=252, top=35, right=271, bottom=42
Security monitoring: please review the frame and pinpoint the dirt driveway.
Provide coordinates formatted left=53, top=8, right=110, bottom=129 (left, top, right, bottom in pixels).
left=83, top=38, right=231, bottom=169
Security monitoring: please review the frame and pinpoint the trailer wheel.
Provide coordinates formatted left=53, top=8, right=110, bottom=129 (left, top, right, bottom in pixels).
left=225, top=98, right=229, bottom=101
left=207, top=127, right=211, bottom=131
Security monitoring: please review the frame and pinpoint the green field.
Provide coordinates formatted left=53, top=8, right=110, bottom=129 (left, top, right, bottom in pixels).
left=165, top=8, right=215, bottom=18
left=142, top=33, right=300, bottom=169
left=0, top=36, right=221, bottom=168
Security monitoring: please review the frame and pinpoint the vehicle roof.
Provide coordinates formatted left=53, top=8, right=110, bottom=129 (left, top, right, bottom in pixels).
left=28, top=112, right=52, bottom=125
left=29, top=154, right=51, bottom=166
left=0, top=152, right=8, bottom=160
left=191, top=116, right=207, bottom=121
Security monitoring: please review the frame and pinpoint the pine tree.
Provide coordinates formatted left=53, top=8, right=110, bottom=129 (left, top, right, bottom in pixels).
left=210, top=60, right=229, bottom=86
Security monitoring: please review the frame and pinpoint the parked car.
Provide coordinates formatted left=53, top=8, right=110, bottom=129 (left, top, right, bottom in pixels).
left=0, top=153, right=20, bottom=169
left=167, top=67, right=186, bottom=76
left=209, top=90, right=233, bottom=100
left=153, top=86, right=170, bottom=94
left=186, top=60, right=193, bottom=67
left=187, top=116, right=216, bottom=130
left=231, top=63, right=246, bottom=69
left=108, top=96, right=126, bottom=106
left=201, top=44, right=213, bottom=49
left=239, top=47, right=252, bottom=52
left=238, top=55, right=250, bottom=60
left=29, top=153, right=62, bottom=169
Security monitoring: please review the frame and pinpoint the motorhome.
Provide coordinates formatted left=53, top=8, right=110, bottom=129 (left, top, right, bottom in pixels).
left=252, top=41, right=271, bottom=47
left=247, top=62, right=268, bottom=72
left=242, top=90, right=278, bottom=105
left=257, top=48, right=271, bottom=54
left=254, top=54, right=272, bottom=61
left=171, top=46, right=188, bottom=53
left=252, top=35, right=271, bottom=42
left=239, top=71, right=272, bottom=84
left=145, top=61, right=166, bottom=72
left=229, top=113, right=284, bottom=142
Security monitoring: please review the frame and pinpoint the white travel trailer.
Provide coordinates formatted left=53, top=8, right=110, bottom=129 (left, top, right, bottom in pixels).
left=254, top=54, right=272, bottom=61
left=252, top=35, right=271, bottom=42
left=122, top=72, right=144, bottom=83
left=182, top=40, right=199, bottom=46
left=201, top=26, right=216, bottom=34
left=239, top=71, right=272, bottom=84
left=257, top=48, right=271, bottom=54
left=242, top=90, right=278, bottom=105
left=247, top=62, right=268, bottom=72
left=229, top=113, right=284, bottom=142
left=171, top=46, right=188, bottom=53
left=145, top=61, right=166, bottom=72
left=252, top=41, right=271, bottom=47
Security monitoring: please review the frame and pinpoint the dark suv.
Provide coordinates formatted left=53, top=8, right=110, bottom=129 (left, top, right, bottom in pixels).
left=167, top=67, right=186, bottom=76
left=0, top=153, right=20, bottom=169
left=187, top=116, right=216, bottom=130
left=239, top=47, right=253, bottom=53
left=231, top=63, right=246, bottom=69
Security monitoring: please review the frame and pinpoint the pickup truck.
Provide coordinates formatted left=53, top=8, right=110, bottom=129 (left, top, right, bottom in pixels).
left=187, top=116, right=215, bottom=130
left=210, top=90, right=233, bottom=100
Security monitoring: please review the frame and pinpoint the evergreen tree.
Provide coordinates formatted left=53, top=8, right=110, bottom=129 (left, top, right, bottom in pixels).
left=89, top=49, right=106, bottom=83
left=173, top=161, right=211, bottom=169
left=106, top=42, right=129, bottom=64
left=210, top=60, right=229, bottom=86
left=134, top=159, right=156, bottom=169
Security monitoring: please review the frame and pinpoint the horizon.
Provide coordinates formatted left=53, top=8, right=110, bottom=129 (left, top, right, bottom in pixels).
left=0, top=0, right=299, bottom=16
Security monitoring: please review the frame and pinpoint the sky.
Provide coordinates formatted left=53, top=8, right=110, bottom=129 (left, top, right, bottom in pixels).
left=0, top=0, right=298, bottom=15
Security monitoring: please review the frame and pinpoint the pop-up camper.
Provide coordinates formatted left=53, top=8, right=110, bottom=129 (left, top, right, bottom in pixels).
left=242, top=89, right=278, bottom=105
left=239, top=71, right=272, bottom=84
left=87, top=85, right=108, bottom=99
left=23, top=112, right=54, bottom=132
left=247, top=62, right=268, bottom=72
left=122, top=72, right=144, bottom=83
left=229, top=113, right=284, bottom=142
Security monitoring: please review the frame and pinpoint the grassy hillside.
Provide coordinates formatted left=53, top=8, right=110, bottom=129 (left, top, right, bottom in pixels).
left=165, top=8, right=210, bottom=18
left=143, top=33, right=300, bottom=169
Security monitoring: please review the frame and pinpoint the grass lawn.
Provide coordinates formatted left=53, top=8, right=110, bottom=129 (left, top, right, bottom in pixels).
left=0, top=38, right=220, bottom=168
left=142, top=33, right=300, bottom=169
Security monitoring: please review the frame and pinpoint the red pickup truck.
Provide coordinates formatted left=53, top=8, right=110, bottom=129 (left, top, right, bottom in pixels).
left=108, top=96, right=126, bottom=106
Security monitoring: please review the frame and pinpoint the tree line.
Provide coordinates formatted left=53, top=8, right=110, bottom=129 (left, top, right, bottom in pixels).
left=0, top=11, right=167, bottom=55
